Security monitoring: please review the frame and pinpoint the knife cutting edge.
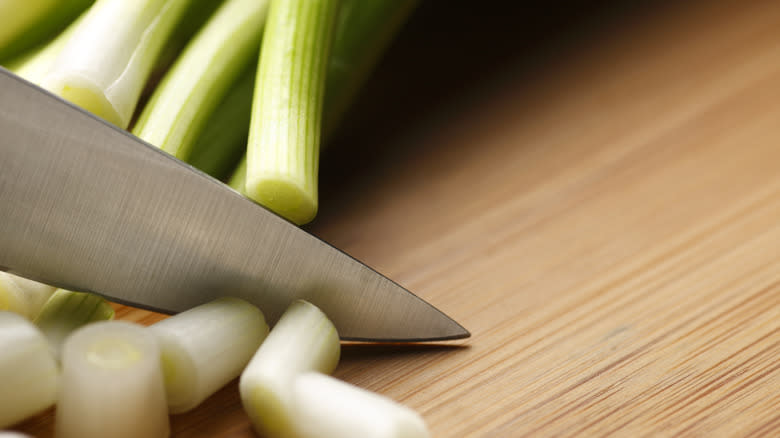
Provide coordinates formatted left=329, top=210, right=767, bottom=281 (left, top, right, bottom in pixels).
left=0, top=67, right=469, bottom=342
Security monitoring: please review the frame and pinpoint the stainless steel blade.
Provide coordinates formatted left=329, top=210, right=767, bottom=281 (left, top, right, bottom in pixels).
left=0, top=68, right=468, bottom=342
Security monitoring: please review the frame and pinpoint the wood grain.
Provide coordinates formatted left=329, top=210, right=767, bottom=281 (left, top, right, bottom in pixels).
left=16, top=0, right=780, bottom=436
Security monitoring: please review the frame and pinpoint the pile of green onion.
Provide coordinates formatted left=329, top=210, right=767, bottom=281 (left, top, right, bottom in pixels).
left=0, top=0, right=431, bottom=436
left=1, top=294, right=429, bottom=437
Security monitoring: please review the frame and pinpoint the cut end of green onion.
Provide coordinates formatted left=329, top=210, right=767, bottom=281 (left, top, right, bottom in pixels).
left=246, top=176, right=318, bottom=225
left=292, top=372, right=431, bottom=438
left=86, top=337, right=142, bottom=369
left=44, top=74, right=123, bottom=126
left=242, top=381, right=295, bottom=438
left=150, top=297, right=269, bottom=414
left=0, top=312, right=59, bottom=429
left=42, top=0, right=192, bottom=129
left=57, top=321, right=169, bottom=438
left=240, top=299, right=340, bottom=438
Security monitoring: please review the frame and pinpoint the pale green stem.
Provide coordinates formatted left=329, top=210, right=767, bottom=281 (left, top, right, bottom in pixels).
left=245, top=0, right=341, bottom=225
left=149, top=297, right=268, bottom=414
left=152, top=0, right=227, bottom=75
left=240, top=300, right=340, bottom=438
left=42, top=0, right=193, bottom=128
left=133, top=0, right=270, bottom=161
left=188, top=63, right=256, bottom=180
left=227, top=0, right=416, bottom=200
left=292, top=372, right=431, bottom=438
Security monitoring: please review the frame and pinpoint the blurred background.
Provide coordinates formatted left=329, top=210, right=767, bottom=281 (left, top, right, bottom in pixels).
left=318, top=0, right=660, bottom=222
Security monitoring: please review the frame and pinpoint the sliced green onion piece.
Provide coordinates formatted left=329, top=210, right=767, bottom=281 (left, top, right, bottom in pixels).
left=187, top=63, right=256, bottom=180
left=240, top=299, right=340, bottom=438
left=0, top=312, right=59, bottom=429
left=56, top=321, right=169, bottom=438
left=133, top=0, right=270, bottom=161
left=246, top=0, right=341, bottom=225
left=33, top=289, right=115, bottom=360
left=0, top=272, right=56, bottom=320
left=149, top=297, right=269, bottom=414
left=4, top=9, right=88, bottom=85
left=0, top=0, right=93, bottom=62
left=42, top=0, right=192, bottom=128
left=292, top=372, right=430, bottom=438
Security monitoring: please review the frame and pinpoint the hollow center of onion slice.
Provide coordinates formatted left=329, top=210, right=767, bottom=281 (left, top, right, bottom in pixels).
left=86, top=338, right=142, bottom=369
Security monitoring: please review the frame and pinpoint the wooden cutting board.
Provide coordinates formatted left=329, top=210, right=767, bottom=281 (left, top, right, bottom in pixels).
left=17, top=0, right=779, bottom=436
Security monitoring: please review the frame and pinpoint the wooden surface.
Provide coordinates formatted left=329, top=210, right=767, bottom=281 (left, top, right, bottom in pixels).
left=18, top=0, right=780, bottom=436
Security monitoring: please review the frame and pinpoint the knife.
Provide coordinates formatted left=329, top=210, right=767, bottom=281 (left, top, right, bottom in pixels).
left=0, top=68, right=468, bottom=342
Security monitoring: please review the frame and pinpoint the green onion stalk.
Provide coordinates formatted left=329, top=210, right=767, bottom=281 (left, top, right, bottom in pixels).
left=226, top=0, right=418, bottom=224
left=42, top=0, right=193, bottom=128
left=243, top=0, right=341, bottom=225
left=132, top=0, right=270, bottom=161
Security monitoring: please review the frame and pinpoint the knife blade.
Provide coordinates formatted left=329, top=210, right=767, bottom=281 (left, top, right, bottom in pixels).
left=0, top=68, right=468, bottom=342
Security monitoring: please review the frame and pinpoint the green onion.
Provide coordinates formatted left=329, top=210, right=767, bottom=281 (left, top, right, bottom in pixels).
left=42, top=0, right=192, bottom=128
left=56, top=321, right=169, bottom=438
left=149, top=297, right=269, bottom=414
left=151, top=0, right=227, bottom=76
left=0, top=0, right=93, bottom=62
left=245, top=0, right=341, bottom=225
left=187, top=63, right=256, bottom=180
left=292, top=372, right=431, bottom=438
left=226, top=0, right=415, bottom=205
left=132, top=0, right=270, bottom=161
left=33, top=289, right=115, bottom=360
left=0, top=272, right=56, bottom=320
left=0, top=312, right=59, bottom=429
left=240, top=300, right=340, bottom=438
